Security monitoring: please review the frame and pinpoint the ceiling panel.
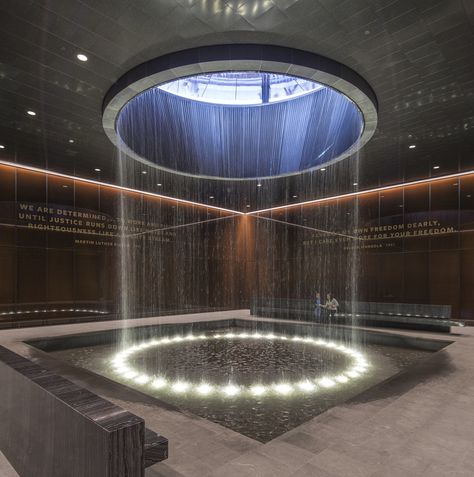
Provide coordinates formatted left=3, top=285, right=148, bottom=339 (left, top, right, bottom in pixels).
left=0, top=0, right=473, bottom=211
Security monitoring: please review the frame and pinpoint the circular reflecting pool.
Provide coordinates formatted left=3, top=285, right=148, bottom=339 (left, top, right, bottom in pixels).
left=48, top=324, right=436, bottom=442
left=111, top=332, right=370, bottom=398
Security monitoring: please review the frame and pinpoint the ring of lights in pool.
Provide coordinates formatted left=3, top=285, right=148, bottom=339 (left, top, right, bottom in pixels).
left=103, top=45, right=377, bottom=180
left=111, top=332, right=370, bottom=398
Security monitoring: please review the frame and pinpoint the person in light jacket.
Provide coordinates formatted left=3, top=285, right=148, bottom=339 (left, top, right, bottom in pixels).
left=324, top=293, right=339, bottom=318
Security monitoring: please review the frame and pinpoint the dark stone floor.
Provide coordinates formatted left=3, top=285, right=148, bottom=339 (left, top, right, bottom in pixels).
left=1, top=311, right=473, bottom=477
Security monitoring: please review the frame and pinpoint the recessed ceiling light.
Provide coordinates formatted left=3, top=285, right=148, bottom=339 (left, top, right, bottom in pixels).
left=94, top=168, right=101, bottom=172
left=27, top=110, right=36, bottom=116
left=76, top=53, right=88, bottom=62
left=0, top=145, right=5, bottom=149
left=409, top=144, right=416, bottom=149
left=433, top=165, right=440, bottom=169
left=68, top=139, right=74, bottom=143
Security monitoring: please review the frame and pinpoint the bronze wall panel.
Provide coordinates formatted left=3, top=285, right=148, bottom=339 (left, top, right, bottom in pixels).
left=429, top=252, right=460, bottom=308
left=47, top=250, right=74, bottom=302
left=74, top=251, right=105, bottom=302
left=460, top=250, right=474, bottom=321
left=403, top=253, right=430, bottom=303
left=17, top=248, right=47, bottom=303
left=1, top=163, right=473, bottom=322
left=0, top=249, right=15, bottom=304
left=250, top=175, right=474, bottom=319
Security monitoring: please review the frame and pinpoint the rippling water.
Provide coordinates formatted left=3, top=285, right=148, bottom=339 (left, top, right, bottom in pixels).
left=131, top=338, right=351, bottom=384
left=51, top=328, right=434, bottom=442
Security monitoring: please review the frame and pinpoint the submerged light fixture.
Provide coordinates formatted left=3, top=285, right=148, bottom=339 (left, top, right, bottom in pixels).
left=110, top=332, right=370, bottom=399
left=103, top=44, right=378, bottom=180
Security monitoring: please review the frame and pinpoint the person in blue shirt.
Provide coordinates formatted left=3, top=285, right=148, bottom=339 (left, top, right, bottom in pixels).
left=314, top=291, right=322, bottom=320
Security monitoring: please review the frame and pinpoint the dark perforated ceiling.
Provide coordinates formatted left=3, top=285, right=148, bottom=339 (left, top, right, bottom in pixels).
left=1, top=0, right=474, bottom=211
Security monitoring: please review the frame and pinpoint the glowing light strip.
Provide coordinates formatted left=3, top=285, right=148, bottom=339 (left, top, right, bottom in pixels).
left=0, top=160, right=244, bottom=216
left=0, top=308, right=108, bottom=316
left=248, top=169, right=474, bottom=215
left=111, top=332, right=370, bottom=398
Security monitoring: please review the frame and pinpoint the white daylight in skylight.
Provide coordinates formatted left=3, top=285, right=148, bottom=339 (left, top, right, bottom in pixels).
left=158, top=72, right=324, bottom=106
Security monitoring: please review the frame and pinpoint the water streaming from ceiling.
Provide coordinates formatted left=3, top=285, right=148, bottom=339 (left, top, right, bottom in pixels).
left=111, top=57, right=374, bottom=402
left=116, top=72, right=364, bottom=179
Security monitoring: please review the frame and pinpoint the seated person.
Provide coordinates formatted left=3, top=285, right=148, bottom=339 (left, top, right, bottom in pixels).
left=314, top=291, right=322, bottom=319
left=324, top=293, right=339, bottom=317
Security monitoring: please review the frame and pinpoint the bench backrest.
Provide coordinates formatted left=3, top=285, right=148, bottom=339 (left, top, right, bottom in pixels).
left=252, top=298, right=451, bottom=319
left=338, top=301, right=451, bottom=319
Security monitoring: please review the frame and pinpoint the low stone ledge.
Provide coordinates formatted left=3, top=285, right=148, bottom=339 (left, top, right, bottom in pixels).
left=0, top=346, right=168, bottom=477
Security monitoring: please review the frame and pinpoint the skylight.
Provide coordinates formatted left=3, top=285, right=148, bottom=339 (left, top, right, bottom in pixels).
left=158, top=72, right=324, bottom=106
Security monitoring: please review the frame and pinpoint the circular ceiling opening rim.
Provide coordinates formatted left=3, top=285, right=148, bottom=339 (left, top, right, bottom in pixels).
left=103, top=44, right=378, bottom=181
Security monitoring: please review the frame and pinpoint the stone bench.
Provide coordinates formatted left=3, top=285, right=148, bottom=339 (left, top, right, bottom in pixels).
left=0, top=346, right=168, bottom=477
left=251, top=298, right=464, bottom=332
